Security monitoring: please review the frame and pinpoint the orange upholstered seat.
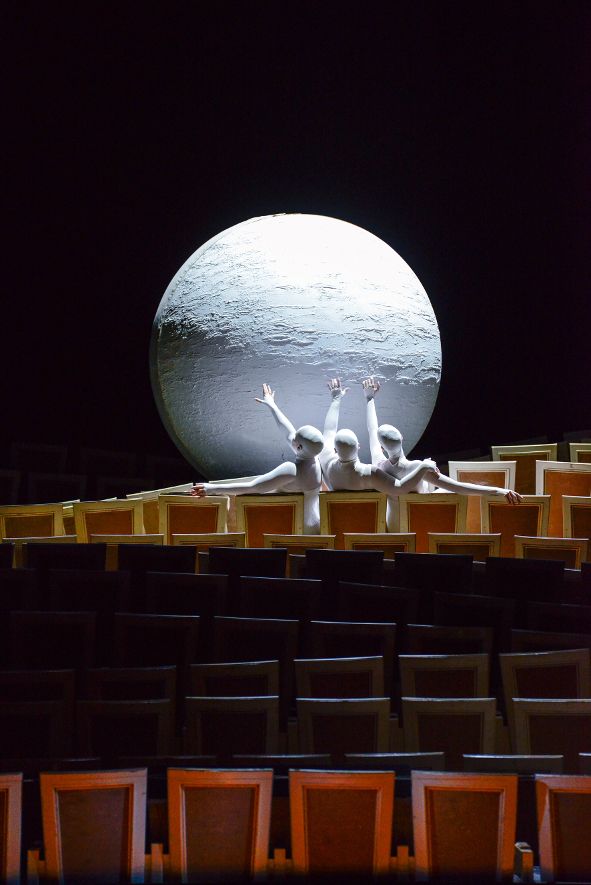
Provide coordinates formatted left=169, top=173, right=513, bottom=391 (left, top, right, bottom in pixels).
left=234, top=494, right=304, bottom=547
left=563, top=495, right=591, bottom=545
left=0, top=503, right=65, bottom=540
left=536, top=774, right=591, bottom=882
left=289, top=769, right=395, bottom=877
left=492, top=443, right=558, bottom=494
left=536, top=461, right=591, bottom=536
left=449, top=460, right=516, bottom=532
left=159, top=494, right=229, bottom=543
left=412, top=771, right=519, bottom=881
left=319, top=492, right=386, bottom=549
left=481, top=494, right=550, bottom=557
left=569, top=442, right=591, bottom=464
left=398, top=493, right=468, bottom=553
left=74, top=499, right=143, bottom=542
left=167, top=768, right=273, bottom=881
left=32, top=769, right=149, bottom=883
left=0, top=773, right=21, bottom=883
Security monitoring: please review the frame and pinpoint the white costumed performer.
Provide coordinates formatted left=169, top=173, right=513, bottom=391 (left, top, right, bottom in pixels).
left=362, top=375, right=521, bottom=527
left=191, top=383, right=324, bottom=534
left=319, top=378, right=440, bottom=497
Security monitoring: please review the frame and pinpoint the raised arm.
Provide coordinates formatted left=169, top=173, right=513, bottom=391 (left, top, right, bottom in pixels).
left=323, top=377, right=348, bottom=449
left=428, top=473, right=522, bottom=503
left=363, top=377, right=383, bottom=465
left=191, top=461, right=297, bottom=497
left=255, top=383, right=296, bottom=444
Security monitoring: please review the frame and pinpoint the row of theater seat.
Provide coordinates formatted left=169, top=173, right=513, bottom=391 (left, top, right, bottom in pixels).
left=3, top=688, right=591, bottom=771
left=0, top=609, right=590, bottom=698
left=2, top=765, right=591, bottom=882
left=1, top=542, right=590, bottom=597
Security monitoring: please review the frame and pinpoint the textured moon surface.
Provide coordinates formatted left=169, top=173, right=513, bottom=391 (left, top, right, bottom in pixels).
left=151, top=214, right=441, bottom=479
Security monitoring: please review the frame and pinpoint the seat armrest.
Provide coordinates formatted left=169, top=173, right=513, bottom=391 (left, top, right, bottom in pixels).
left=514, top=841, right=534, bottom=883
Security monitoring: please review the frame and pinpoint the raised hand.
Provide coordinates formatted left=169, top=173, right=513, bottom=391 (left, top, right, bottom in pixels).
left=327, top=377, right=349, bottom=399
left=362, top=376, right=380, bottom=400
left=255, top=383, right=275, bottom=406
left=190, top=484, right=207, bottom=497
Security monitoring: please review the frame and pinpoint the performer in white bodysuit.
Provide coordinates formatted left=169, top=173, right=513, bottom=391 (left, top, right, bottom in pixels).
left=319, top=378, right=440, bottom=496
left=362, top=376, right=522, bottom=511
left=191, top=384, right=324, bottom=534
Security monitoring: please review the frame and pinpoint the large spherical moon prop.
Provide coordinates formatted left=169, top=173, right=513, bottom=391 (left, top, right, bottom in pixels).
left=151, top=214, right=441, bottom=479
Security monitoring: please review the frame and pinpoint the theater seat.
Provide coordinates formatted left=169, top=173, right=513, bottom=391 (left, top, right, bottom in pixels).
left=31, top=769, right=152, bottom=884
left=166, top=768, right=273, bottom=881
left=401, top=697, right=497, bottom=769
left=184, top=696, right=280, bottom=756
left=513, top=699, right=591, bottom=772
left=536, top=774, right=591, bottom=882
left=411, top=771, right=521, bottom=881
left=0, top=773, right=22, bottom=884
left=289, top=769, right=395, bottom=877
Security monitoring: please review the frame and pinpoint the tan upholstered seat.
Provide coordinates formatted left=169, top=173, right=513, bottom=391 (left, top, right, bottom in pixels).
left=343, top=532, right=416, bottom=556
left=427, top=532, right=501, bottom=559
left=514, top=534, right=589, bottom=568
left=89, top=532, right=163, bottom=570
left=263, top=533, right=335, bottom=555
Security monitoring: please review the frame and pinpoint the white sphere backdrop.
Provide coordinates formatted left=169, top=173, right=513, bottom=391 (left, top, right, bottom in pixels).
left=150, top=214, right=442, bottom=479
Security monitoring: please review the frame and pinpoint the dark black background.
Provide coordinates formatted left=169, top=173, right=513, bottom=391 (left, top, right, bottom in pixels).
left=3, top=1, right=590, bottom=468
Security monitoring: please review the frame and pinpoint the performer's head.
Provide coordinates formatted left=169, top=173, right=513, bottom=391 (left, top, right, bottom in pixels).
left=292, top=425, right=324, bottom=459
left=334, top=429, right=359, bottom=462
left=378, top=424, right=404, bottom=462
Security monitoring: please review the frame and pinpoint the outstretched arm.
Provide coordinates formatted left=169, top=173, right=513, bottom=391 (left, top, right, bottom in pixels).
left=191, top=461, right=297, bottom=497
left=255, top=383, right=296, bottom=445
left=363, top=377, right=383, bottom=465
left=370, top=460, right=440, bottom=496
left=323, top=377, right=348, bottom=449
left=428, top=473, right=522, bottom=503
